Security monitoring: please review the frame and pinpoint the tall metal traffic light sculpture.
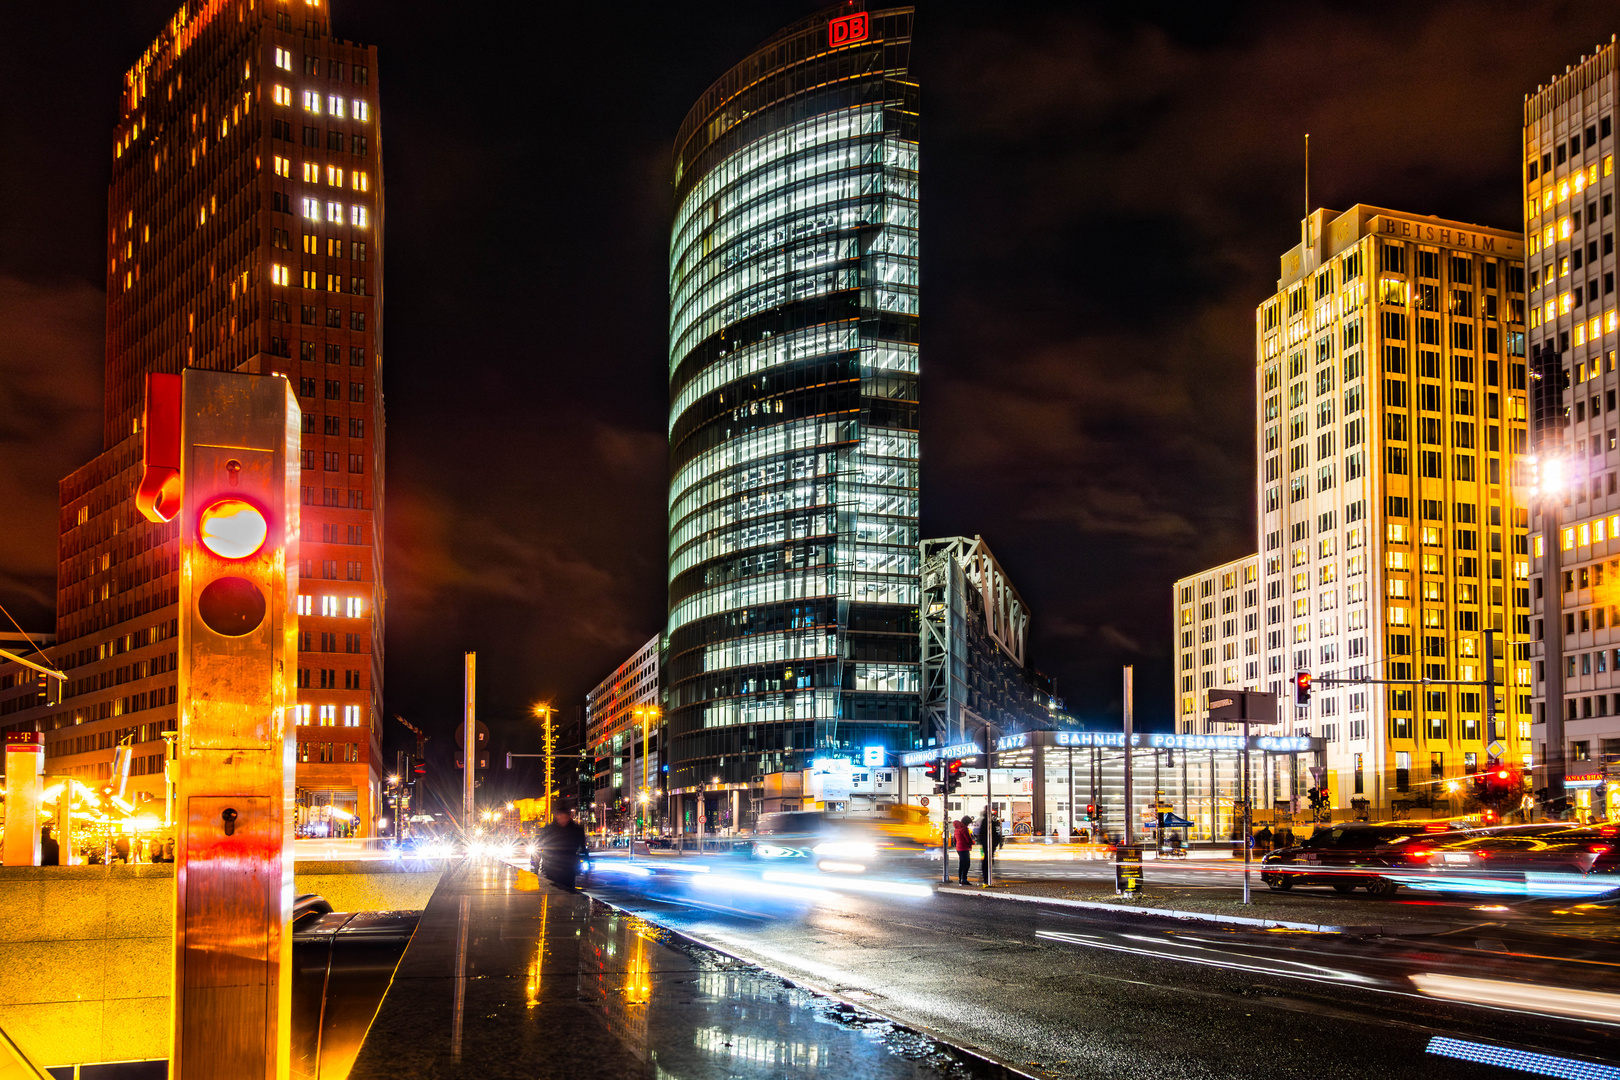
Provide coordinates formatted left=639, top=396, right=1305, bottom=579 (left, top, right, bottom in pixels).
left=141, top=370, right=299, bottom=1080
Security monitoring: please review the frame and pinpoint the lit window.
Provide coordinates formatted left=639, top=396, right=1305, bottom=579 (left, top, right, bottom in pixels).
left=1598, top=519, right=1609, bottom=544
left=297, top=595, right=312, bottom=615
left=321, top=595, right=339, bottom=617
left=326, top=201, right=343, bottom=222
left=296, top=704, right=311, bottom=726
left=1562, top=528, right=1576, bottom=551
left=1580, top=523, right=1592, bottom=546
left=273, top=85, right=291, bottom=106
left=1606, top=154, right=1614, bottom=177
left=353, top=100, right=369, bottom=122
left=301, top=197, right=320, bottom=220
left=302, top=161, right=318, bottom=182
left=351, top=171, right=368, bottom=192
left=1559, top=216, right=1572, bottom=239
left=326, top=95, right=345, bottom=119
left=302, top=90, right=321, bottom=114
left=1561, top=292, right=1574, bottom=315
left=351, top=205, right=368, bottom=227
left=345, top=597, right=364, bottom=618
left=301, top=269, right=318, bottom=289
left=270, top=264, right=286, bottom=285
left=1559, top=180, right=1571, bottom=202
left=273, top=155, right=290, bottom=177
left=326, top=165, right=344, bottom=187
left=275, top=48, right=292, bottom=71
left=319, top=705, right=336, bottom=727
left=343, top=705, right=361, bottom=727
left=1574, top=172, right=1587, bottom=194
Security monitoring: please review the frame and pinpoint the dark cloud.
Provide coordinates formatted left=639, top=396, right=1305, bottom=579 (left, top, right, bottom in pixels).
left=3, top=1, right=1617, bottom=742
left=0, top=276, right=104, bottom=625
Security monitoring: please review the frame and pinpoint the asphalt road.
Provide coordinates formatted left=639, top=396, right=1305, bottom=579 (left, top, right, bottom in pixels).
left=580, top=858, right=1620, bottom=1080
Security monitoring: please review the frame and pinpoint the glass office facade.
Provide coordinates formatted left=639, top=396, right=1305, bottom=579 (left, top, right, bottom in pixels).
left=666, top=6, right=920, bottom=790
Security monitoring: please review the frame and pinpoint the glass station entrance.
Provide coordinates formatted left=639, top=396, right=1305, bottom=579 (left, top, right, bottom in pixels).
left=907, top=730, right=1325, bottom=845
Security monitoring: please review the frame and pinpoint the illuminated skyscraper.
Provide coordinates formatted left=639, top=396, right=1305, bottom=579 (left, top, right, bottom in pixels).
left=1253, top=205, right=1531, bottom=814
left=0, top=0, right=386, bottom=834
left=1523, top=40, right=1620, bottom=815
left=664, top=4, right=920, bottom=820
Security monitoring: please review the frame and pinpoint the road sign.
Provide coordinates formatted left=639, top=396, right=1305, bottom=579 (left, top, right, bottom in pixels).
left=919, top=796, right=930, bottom=807
left=1160, top=813, right=1194, bottom=828
left=1207, top=689, right=1281, bottom=725
left=1486, top=739, right=1506, bottom=759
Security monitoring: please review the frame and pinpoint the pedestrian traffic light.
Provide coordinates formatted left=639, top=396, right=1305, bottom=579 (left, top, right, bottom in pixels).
left=163, top=368, right=300, bottom=1078
left=924, top=760, right=941, bottom=783
left=1084, top=803, right=1096, bottom=821
left=944, top=758, right=963, bottom=793
left=1294, top=670, right=1312, bottom=706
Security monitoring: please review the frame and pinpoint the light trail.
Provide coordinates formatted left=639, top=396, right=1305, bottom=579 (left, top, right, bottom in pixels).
left=1411, top=974, right=1620, bottom=1025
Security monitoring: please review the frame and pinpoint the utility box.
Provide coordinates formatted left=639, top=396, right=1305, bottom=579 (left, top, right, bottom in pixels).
left=164, top=369, right=299, bottom=1080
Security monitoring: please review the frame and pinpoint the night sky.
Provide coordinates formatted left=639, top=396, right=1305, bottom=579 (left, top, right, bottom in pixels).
left=2, top=2, right=1615, bottom=769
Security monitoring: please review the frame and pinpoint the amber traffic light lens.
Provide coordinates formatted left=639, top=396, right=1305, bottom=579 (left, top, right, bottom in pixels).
left=199, top=498, right=268, bottom=559
left=198, top=576, right=267, bottom=637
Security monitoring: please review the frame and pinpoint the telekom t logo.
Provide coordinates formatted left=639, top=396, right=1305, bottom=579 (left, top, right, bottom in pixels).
left=829, top=11, right=869, bottom=46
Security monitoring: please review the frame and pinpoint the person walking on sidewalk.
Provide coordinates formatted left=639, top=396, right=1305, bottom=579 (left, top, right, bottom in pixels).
left=536, top=807, right=589, bottom=891
left=952, top=816, right=974, bottom=885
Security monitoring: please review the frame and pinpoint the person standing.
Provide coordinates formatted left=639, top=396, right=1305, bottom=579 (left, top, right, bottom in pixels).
left=39, top=827, right=59, bottom=867
left=952, top=816, right=973, bottom=885
left=975, top=810, right=1003, bottom=884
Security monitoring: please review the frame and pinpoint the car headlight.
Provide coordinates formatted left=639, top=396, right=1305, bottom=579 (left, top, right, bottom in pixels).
left=580, top=858, right=591, bottom=872
left=753, top=844, right=801, bottom=858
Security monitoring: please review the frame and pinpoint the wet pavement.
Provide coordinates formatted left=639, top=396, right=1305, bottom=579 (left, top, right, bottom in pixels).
left=581, top=858, right=1620, bottom=1080
left=347, top=857, right=1017, bottom=1079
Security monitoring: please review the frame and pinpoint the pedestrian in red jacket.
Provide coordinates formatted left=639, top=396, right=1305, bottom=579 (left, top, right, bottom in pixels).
left=952, top=816, right=974, bottom=885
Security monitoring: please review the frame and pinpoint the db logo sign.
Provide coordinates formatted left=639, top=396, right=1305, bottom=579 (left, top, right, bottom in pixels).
left=829, top=11, right=869, bottom=46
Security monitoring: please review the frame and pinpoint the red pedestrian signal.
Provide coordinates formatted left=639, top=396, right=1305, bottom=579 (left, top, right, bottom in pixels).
left=1294, top=671, right=1312, bottom=706
left=923, top=760, right=941, bottom=782
left=944, top=758, right=963, bottom=793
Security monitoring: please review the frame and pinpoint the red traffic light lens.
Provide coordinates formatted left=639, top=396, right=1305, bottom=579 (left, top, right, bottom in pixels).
left=199, top=498, right=268, bottom=559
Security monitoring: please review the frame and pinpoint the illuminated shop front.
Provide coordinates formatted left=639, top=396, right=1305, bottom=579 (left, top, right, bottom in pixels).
left=666, top=5, right=921, bottom=800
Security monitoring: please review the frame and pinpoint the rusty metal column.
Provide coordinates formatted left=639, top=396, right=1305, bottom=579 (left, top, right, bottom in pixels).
left=168, top=369, right=298, bottom=1080
left=464, top=653, right=476, bottom=831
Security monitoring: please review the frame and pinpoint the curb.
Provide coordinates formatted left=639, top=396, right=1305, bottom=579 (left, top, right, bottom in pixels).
left=936, top=885, right=1477, bottom=937
left=937, top=884, right=1347, bottom=932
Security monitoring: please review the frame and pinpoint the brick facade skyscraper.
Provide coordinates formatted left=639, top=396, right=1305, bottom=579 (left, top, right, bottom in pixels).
left=0, top=0, right=386, bottom=835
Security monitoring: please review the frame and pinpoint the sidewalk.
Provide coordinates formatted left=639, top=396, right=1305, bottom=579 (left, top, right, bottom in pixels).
left=347, top=858, right=1021, bottom=1079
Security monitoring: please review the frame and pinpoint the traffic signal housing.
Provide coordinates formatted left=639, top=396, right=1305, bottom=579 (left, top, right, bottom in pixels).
left=924, top=759, right=943, bottom=794
left=1294, top=670, right=1312, bottom=706
left=944, top=758, right=963, bottom=794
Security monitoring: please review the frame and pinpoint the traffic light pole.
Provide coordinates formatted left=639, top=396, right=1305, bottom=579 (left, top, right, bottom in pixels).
left=157, top=370, right=299, bottom=1080
left=464, top=652, right=476, bottom=832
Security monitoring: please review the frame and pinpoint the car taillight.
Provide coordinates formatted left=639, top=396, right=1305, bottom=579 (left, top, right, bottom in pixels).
left=1406, top=849, right=1432, bottom=859
left=1590, top=844, right=1612, bottom=855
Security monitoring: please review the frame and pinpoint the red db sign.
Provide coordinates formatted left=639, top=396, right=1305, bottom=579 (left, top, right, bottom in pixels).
left=829, top=12, right=869, bottom=46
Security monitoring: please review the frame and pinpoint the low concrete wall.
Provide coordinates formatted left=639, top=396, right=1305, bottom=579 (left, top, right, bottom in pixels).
left=0, top=860, right=443, bottom=1070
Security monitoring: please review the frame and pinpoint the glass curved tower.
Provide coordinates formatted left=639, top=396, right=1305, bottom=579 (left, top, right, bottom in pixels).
left=666, top=5, right=920, bottom=797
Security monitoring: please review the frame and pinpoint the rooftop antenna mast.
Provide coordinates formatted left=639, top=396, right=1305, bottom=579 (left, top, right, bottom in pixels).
left=1304, top=133, right=1310, bottom=216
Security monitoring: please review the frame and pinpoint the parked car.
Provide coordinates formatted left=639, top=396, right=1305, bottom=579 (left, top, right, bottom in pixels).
left=1260, top=822, right=1468, bottom=895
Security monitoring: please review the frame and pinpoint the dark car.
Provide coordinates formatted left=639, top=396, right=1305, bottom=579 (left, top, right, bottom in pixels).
left=1260, top=822, right=1466, bottom=895
left=1379, top=824, right=1618, bottom=894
